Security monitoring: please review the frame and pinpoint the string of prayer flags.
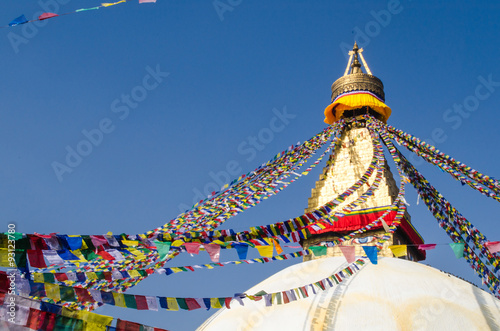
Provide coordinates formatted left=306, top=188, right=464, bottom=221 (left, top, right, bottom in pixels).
left=4, top=0, right=158, bottom=30
left=449, top=242, right=465, bottom=259
left=0, top=293, right=166, bottom=331
left=147, top=122, right=344, bottom=239
left=389, top=245, right=407, bottom=258
left=370, top=117, right=500, bottom=297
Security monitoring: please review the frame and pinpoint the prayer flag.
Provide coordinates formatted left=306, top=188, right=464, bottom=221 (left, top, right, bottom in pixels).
left=27, top=250, right=47, bottom=268
left=381, top=219, right=391, bottom=233
left=184, top=242, right=201, bottom=254
left=235, top=244, right=248, bottom=260
left=102, top=0, right=126, bottom=7
left=90, top=235, right=108, bottom=247
left=339, top=246, right=355, bottom=263
left=146, top=296, right=158, bottom=311
left=389, top=245, right=407, bottom=257
left=38, top=13, right=59, bottom=21
left=255, top=245, right=273, bottom=258
left=9, top=15, right=28, bottom=26
left=42, top=250, right=65, bottom=265
left=135, top=295, right=148, bottom=310
left=154, top=241, right=171, bottom=261
left=485, top=241, right=500, bottom=253
left=362, top=246, right=378, bottom=264
left=418, top=244, right=436, bottom=250
left=449, top=242, right=465, bottom=259
left=309, top=246, right=327, bottom=257
left=205, top=244, right=221, bottom=262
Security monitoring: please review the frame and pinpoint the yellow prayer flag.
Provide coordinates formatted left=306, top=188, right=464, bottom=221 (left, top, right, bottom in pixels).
left=128, top=270, right=141, bottom=278
left=79, top=310, right=113, bottom=330
left=389, top=245, right=407, bottom=257
left=33, top=273, right=44, bottom=283
left=71, top=250, right=88, bottom=262
left=0, top=249, right=10, bottom=267
left=61, top=307, right=80, bottom=319
left=172, top=240, right=184, bottom=247
left=87, top=272, right=98, bottom=280
left=170, top=267, right=183, bottom=273
left=45, top=283, right=61, bottom=301
left=121, top=240, right=139, bottom=247
left=210, top=298, right=223, bottom=308
left=255, top=245, right=273, bottom=258
left=101, top=0, right=126, bottom=7
left=167, top=297, right=179, bottom=311
left=112, top=292, right=126, bottom=307
left=128, top=248, right=145, bottom=260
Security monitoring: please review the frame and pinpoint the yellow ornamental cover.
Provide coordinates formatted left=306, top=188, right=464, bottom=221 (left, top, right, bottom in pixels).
left=324, top=92, right=392, bottom=124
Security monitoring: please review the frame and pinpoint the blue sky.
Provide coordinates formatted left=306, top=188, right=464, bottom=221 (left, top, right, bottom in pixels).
left=1, top=0, right=500, bottom=329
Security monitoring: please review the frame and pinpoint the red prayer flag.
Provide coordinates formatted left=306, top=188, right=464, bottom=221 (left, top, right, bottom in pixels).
left=28, top=235, right=48, bottom=250
left=418, top=244, right=437, bottom=250
left=34, top=232, right=57, bottom=239
left=27, top=249, right=47, bottom=268
left=0, top=271, right=8, bottom=293
left=135, top=295, right=149, bottom=310
left=97, top=251, right=115, bottom=261
left=185, top=298, right=201, bottom=311
left=55, top=273, right=68, bottom=282
left=485, top=241, right=500, bottom=253
left=90, top=235, right=108, bottom=247
left=116, top=319, right=141, bottom=331
left=74, top=287, right=95, bottom=303
left=204, top=244, right=221, bottom=262
left=224, top=297, right=232, bottom=309
left=38, top=12, right=59, bottom=20
left=27, top=309, right=45, bottom=330
left=282, top=291, right=289, bottom=304
left=184, top=242, right=201, bottom=254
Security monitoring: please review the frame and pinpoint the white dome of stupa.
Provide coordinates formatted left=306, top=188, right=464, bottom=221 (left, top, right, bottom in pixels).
left=197, top=257, right=500, bottom=331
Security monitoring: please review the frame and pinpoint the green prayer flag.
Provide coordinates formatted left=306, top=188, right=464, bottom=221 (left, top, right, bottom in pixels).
left=80, top=249, right=99, bottom=261
left=14, top=250, right=27, bottom=268
left=176, top=298, right=189, bottom=310
left=43, top=273, right=56, bottom=283
left=59, top=286, right=76, bottom=302
left=123, top=294, right=137, bottom=309
left=449, top=242, right=465, bottom=258
left=53, top=315, right=84, bottom=330
left=154, top=240, right=171, bottom=261
left=309, top=246, right=327, bottom=257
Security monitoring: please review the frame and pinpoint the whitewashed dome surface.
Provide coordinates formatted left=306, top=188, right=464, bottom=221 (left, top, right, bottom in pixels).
left=197, top=257, right=500, bottom=331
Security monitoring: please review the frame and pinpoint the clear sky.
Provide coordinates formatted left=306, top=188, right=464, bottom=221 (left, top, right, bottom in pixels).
left=1, top=0, right=500, bottom=329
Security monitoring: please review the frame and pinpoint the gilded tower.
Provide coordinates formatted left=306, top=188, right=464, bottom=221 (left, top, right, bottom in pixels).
left=302, top=43, right=424, bottom=261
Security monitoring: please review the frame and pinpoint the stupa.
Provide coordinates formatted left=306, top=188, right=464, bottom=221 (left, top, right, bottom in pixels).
left=197, top=43, right=500, bottom=330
